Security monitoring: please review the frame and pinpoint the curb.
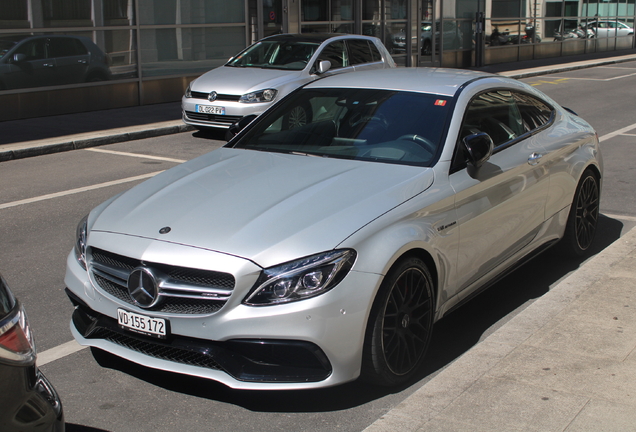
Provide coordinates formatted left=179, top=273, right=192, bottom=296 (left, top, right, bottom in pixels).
left=499, top=53, right=636, bottom=79
left=363, top=225, right=636, bottom=431
left=0, top=121, right=194, bottom=162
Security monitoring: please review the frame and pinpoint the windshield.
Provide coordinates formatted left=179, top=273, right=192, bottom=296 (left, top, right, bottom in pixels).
left=232, top=88, right=451, bottom=167
left=226, top=40, right=320, bottom=71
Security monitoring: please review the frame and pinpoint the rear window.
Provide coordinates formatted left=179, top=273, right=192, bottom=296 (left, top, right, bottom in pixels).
left=233, top=88, right=451, bottom=167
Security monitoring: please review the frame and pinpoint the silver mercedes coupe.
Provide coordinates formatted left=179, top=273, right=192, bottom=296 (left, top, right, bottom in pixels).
left=66, top=68, right=602, bottom=390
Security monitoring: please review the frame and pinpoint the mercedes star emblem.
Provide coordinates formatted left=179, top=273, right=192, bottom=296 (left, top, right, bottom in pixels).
left=127, top=267, right=160, bottom=308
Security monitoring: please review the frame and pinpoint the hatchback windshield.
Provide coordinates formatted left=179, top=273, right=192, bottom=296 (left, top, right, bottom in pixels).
left=233, top=88, right=451, bottom=166
left=226, top=40, right=320, bottom=70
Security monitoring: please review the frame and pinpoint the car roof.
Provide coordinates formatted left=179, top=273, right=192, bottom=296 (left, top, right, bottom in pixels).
left=304, top=67, right=498, bottom=97
left=261, top=33, right=377, bottom=44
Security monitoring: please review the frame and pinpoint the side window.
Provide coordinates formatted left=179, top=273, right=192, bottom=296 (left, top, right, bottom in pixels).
left=346, top=39, right=373, bottom=65
left=460, top=90, right=524, bottom=148
left=14, top=39, right=46, bottom=61
left=48, top=38, right=87, bottom=58
left=317, top=41, right=347, bottom=69
left=513, top=92, right=554, bottom=133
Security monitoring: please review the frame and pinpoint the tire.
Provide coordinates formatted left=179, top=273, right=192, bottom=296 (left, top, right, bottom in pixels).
left=282, top=102, right=312, bottom=130
left=561, top=169, right=600, bottom=257
left=362, top=257, right=434, bottom=386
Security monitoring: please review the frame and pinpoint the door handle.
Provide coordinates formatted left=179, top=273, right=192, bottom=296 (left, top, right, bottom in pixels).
left=78, top=59, right=87, bottom=64
left=528, top=152, right=543, bottom=166
left=43, top=63, right=54, bottom=68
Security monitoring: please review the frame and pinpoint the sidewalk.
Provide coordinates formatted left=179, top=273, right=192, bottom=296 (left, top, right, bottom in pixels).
left=364, top=226, right=636, bottom=432
left=2, top=50, right=636, bottom=432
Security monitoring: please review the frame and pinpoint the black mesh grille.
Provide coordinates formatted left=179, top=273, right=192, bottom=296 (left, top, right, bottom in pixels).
left=185, top=111, right=242, bottom=124
left=89, top=248, right=234, bottom=315
left=93, top=328, right=224, bottom=371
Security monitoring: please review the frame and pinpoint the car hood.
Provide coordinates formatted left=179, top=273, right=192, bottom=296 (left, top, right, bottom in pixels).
left=192, top=66, right=307, bottom=95
left=90, top=149, right=434, bottom=268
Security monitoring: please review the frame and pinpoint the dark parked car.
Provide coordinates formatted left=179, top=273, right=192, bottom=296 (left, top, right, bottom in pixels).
left=0, top=273, right=64, bottom=431
left=0, top=34, right=111, bottom=90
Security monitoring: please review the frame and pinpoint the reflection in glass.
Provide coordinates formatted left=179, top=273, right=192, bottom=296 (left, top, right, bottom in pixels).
left=140, top=27, right=246, bottom=77
left=0, top=33, right=113, bottom=90
left=139, top=0, right=244, bottom=25
left=42, top=0, right=92, bottom=27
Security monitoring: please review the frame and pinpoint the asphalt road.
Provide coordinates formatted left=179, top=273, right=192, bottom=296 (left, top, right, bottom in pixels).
left=1, top=62, right=635, bottom=432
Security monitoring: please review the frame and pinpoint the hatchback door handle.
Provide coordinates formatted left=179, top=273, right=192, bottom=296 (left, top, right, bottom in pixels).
left=528, top=152, right=543, bottom=165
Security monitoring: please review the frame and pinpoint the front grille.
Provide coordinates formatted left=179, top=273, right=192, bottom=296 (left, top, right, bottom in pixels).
left=89, top=248, right=234, bottom=315
left=92, top=327, right=224, bottom=370
left=185, top=111, right=242, bottom=124
left=190, top=91, right=241, bottom=102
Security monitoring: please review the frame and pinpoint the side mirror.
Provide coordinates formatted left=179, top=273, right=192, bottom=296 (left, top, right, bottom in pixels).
left=316, top=60, right=331, bottom=74
left=462, top=132, right=493, bottom=168
left=226, top=114, right=258, bottom=141
left=12, top=53, right=27, bottom=63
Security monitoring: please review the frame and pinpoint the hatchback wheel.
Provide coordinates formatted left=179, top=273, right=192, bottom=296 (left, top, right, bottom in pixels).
left=362, top=257, right=434, bottom=386
left=562, top=169, right=600, bottom=256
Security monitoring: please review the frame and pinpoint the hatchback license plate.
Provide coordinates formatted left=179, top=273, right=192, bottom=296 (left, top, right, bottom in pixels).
left=196, top=105, right=225, bottom=115
left=117, top=308, right=167, bottom=339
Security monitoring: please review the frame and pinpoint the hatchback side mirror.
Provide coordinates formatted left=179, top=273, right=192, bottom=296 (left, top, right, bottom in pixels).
left=462, top=132, right=494, bottom=168
left=316, top=60, right=332, bottom=74
left=12, top=53, right=27, bottom=63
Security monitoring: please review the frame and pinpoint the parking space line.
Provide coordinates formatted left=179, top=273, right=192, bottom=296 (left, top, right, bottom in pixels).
left=0, top=171, right=164, bottom=210
left=603, top=213, right=636, bottom=223
left=599, top=122, right=636, bottom=142
left=85, top=148, right=187, bottom=163
left=38, top=340, right=87, bottom=366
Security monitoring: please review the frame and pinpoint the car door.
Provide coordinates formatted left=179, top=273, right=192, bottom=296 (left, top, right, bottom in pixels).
left=449, top=90, right=550, bottom=298
left=47, top=37, right=90, bottom=85
left=3, top=38, right=56, bottom=89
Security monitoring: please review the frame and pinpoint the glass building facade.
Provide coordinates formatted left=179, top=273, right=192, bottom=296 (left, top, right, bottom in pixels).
left=1, top=0, right=634, bottom=121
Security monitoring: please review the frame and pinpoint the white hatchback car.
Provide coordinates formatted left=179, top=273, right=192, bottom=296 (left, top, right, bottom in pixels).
left=181, top=33, right=395, bottom=131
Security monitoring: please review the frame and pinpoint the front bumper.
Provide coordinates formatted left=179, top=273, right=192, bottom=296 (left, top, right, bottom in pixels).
left=65, top=245, right=381, bottom=390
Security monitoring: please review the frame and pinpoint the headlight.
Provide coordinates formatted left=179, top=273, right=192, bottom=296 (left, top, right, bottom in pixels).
left=74, top=214, right=88, bottom=270
left=243, top=250, right=356, bottom=306
left=239, top=88, right=277, bottom=103
left=184, top=82, right=193, bottom=98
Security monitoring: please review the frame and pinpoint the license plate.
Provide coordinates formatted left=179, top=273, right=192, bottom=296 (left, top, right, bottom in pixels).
left=117, top=308, right=168, bottom=339
left=196, top=104, right=225, bottom=115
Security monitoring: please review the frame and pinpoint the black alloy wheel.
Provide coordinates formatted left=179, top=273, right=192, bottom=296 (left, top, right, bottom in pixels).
left=363, top=257, right=434, bottom=386
left=562, top=169, right=600, bottom=256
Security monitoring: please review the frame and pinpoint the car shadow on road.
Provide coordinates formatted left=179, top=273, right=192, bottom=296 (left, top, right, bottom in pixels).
left=91, top=215, right=623, bottom=412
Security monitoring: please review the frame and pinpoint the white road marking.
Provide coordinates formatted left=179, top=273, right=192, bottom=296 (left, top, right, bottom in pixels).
left=85, top=148, right=187, bottom=163
left=38, top=340, right=87, bottom=366
left=603, top=213, right=636, bottom=223
left=599, top=122, right=636, bottom=142
left=0, top=171, right=164, bottom=210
